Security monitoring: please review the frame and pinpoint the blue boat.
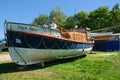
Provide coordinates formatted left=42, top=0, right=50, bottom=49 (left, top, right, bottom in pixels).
left=0, top=38, right=7, bottom=51
left=92, top=33, right=120, bottom=51
left=5, top=21, right=94, bottom=65
left=0, top=38, right=5, bottom=44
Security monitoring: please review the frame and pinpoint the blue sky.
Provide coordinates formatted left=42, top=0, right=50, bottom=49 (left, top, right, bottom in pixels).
left=0, top=0, right=119, bottom=38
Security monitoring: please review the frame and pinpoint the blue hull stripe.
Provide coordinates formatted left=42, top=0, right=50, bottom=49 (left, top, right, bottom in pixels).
left=7, top=30, right=93, bottom=49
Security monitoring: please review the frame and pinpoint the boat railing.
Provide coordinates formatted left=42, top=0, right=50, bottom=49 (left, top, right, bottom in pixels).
left=6, top=22, right=61, bottom=38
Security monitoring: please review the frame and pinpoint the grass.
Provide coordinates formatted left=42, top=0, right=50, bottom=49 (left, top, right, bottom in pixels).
left=0, top=51, right=9, bottom=54
left=0, top=51, right=120, bottom=80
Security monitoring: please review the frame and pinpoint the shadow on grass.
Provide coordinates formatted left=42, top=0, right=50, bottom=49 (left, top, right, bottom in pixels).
left=0, top=54, right=86, bottom=74
left=0, top=62, right=43, bottom=74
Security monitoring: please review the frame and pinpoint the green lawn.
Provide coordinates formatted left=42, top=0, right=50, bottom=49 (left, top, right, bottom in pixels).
left=0, top=51, right=120, bottom=80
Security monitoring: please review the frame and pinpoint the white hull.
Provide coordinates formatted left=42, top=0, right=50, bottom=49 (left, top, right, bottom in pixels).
left=9, top=47, right=92, bottom=65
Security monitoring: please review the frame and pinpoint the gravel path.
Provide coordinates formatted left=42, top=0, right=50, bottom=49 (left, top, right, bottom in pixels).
left=0, top=54, right=12, bottom=62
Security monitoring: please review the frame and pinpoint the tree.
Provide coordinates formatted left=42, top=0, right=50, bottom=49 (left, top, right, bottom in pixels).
left=110, top=3, right=120, bottom=26
left=76, top=11, right=89, bottom=27
left=32, top=14, right=48, bottom=25
left=112, top=3, right=120, bottom=11
left=88, top=7, right=111, bottom=30
left=65, top=11, right=89, bottom=29
left=49, top=6, right=67, bottom=27
left=32, top=5, right=120, bottom=33
left=65, top=16, right=75, bottom=29
left=110, top=3, right=120, bottom=33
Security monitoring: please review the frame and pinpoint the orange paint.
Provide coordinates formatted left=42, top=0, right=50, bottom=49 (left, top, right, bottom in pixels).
left=61, top=32, right=88, bottom=42
left=92, top=35, right=110, bottom=40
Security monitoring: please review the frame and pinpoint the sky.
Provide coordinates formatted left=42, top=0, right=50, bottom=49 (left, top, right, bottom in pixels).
left=0, top=0, right=119, bottom=38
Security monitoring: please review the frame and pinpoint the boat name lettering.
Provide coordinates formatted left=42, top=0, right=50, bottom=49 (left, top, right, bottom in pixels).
left=18, top=26, right=27, bottom=30
left=16, top=39, right=21, bottom=44
left=29, top=28, right=37, bottom=31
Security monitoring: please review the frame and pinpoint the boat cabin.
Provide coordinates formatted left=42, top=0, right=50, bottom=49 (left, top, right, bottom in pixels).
left=61, top=28, right=91, bottom=43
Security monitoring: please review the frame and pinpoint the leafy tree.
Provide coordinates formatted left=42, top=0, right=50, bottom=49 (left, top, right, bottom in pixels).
left=32, top=14, right=48, bottom=25
left=76, top=11, right=89, bottom=28
left=110, top=3, right=120, bottom=33
left=88, top=7, right=111, bottom=30
left=32, top=4, right=120, bottom=33
left=110, top=3, right=120, bottom=26
left=112, top=3, right=120, bottom=11
left=49, top=6, right=67, bottom=27
left=65, top=11, right=89, bottom=29
left=65, top=16, right=74, bottom=29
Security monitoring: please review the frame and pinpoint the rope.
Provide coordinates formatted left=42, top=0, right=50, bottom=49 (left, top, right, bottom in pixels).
left=65, top=42, right=69, bottom=49
left=42, top=37, right=56, bottom=49
left=24, top=35, right=42, bottom=49
left=65, top=42, right=73, bottom=49
left=55, top=40, right=66, bottom=49
left=70, top=42, right=74, bottom=49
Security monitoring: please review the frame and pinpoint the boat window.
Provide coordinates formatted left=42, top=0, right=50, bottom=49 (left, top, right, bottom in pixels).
left=109, top=35, right=119, bottom=41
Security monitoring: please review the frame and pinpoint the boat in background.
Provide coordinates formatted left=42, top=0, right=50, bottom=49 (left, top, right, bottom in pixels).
left=92, top=33, right=120, bottom=51
left=5, top=20, right=94, bottom=65
left=0, top=38, right=7, bottom=51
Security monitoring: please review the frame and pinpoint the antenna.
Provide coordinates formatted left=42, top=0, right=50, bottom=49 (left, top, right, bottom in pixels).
left=74, top=8, right=77, bottom=24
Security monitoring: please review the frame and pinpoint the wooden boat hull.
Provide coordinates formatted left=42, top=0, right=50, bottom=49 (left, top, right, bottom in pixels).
left=6, top=21, right=94, bottom=65
left=9, top=47, right=92, bottom=65
left=7, top=30, right=93, bottom=65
